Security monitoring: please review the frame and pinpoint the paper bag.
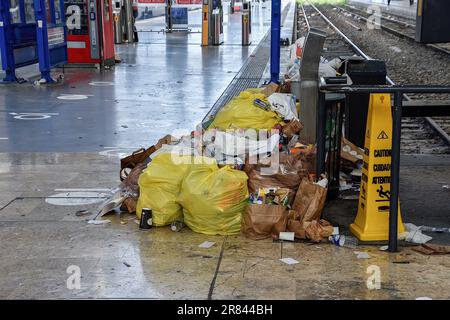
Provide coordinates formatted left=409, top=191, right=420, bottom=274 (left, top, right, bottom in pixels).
left=287, top=219, right=306, bottom=239
left=242, top=204, right=288, bottom=240
left=292, top=179, right=327, bottom=223
left=304, top=219, right=334, bottom=242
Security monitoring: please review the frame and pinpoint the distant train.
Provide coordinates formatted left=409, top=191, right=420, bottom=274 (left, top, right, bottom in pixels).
left=135, top=4, right=166, bottom=20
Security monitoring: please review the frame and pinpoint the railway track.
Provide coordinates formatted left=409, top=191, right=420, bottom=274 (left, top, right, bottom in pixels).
left=345, top=3, right=416, bottom=25
left=333, top=4, right=450, bottom=56
left=295, top=1, right=450, bottom=154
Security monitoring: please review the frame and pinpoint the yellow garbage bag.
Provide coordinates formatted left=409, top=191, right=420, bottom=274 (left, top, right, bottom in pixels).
left=136, top=153, right=215, bottom=226
left=210, top=89, right=283, bottom=130
left=178, top=164, right=249, bottom=235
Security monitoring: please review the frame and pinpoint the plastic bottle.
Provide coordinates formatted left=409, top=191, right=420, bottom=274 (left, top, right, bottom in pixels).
left=329, top=234, right=359, bottom=248
left=342, top=235, right=359, bottom=248
left=286, top=59, right=300, bottom=80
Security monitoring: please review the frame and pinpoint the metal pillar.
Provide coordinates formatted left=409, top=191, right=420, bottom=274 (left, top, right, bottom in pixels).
left=298, top=28, right=326, bottom=143
left=270, top=0, right=281, bottom=83
left=388, top=91, right=403, bottom=252
left=202, top=0, right=209, bottom=45
left=113, top=0, right=123, bottom=44
left=212, top=0, right=224, bottom=45
left=34, top=0, right=54, bottom=83
left=124, top=0, right=134, bottom=40
left=242, top=1, right=251, bottom=46
left=316, top=91, right=326, bottom=178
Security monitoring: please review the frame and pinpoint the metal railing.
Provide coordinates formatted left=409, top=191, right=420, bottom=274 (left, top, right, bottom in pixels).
left=317, top=78, right=450, bottom=252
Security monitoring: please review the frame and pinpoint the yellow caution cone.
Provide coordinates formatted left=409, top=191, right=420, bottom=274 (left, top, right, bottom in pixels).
left=350, top=93, right=405, bottom=241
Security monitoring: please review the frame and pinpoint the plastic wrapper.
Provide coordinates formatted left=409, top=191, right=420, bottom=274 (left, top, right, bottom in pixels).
left=178, top=164, right=249, bottom=235
left=289, top=37, right=305, bottom=65
left=210, top=90, right=283, bottom=130
left=267, top=93, right=298, bottom=121
left=203, top=129, right=280, bottom=165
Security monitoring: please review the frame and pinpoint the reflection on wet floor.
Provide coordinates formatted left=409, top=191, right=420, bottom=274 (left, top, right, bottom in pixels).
left=0, top=2, right=272, bottom=153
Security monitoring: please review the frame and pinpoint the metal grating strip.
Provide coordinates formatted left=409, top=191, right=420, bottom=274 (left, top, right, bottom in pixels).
left=212, top=78, right=262, bottom=109
left=235, top=35, right=271, bottom=80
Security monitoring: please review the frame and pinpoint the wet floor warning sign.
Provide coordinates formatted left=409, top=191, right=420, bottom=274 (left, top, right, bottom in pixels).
left=350, top=93, right=405, bottom=241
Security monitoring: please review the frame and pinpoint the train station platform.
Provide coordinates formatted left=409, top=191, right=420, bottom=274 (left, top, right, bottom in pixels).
left=0, top=0, right=449, bottom=301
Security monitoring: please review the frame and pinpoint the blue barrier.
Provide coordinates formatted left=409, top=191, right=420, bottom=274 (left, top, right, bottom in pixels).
left=270, top=0, right=281, bottom=83
left=34, top=0, right=67, bottom=82
left=0, top=0, right=67, bottom=82
left=0, top=0, right=38, bottom=81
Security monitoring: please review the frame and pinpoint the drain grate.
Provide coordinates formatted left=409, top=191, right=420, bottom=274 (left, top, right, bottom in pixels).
left=210, top=78, right=262, bottom=113
left=202, top=3, right=292, bottom=127
left=236, top=34, right=271, bottom=80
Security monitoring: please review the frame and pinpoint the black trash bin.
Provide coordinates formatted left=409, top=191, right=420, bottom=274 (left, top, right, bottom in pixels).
left=341, top=59, right=386, bottom=148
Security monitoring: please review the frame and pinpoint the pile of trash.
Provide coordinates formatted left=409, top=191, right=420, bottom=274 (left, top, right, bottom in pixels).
left=101, top=84, right=336, bottom=243
left=339, top=137, right=364, bottom=196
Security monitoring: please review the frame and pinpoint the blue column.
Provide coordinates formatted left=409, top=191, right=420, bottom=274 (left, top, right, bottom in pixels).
left=270, top=0, right=281, bottom=83
left=34, top=0, right=54, bottom=82
left=0, top=0, right=18, bottom=81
